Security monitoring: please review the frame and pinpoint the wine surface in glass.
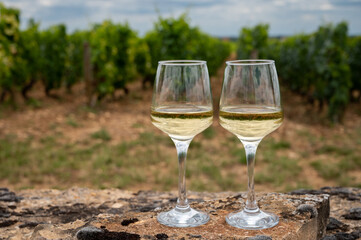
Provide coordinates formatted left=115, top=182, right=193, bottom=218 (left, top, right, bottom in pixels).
left=219, top=106, right=283, bottom=141
left=151, top=106, right=213, bottom=140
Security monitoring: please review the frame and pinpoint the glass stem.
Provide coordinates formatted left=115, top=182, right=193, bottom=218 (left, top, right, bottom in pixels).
left=241, top=139, right=261, bottom=213
left=172, top=138, right=192, bottom=211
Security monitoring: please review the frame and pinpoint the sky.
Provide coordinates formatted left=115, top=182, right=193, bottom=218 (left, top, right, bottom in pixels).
left=3, top=0, right=361, bottom=37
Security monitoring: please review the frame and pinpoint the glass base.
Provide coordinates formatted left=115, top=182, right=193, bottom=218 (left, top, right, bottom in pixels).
left=226, top=209, right=279, bottom=230
left=157, top=207, right=209, bottom=228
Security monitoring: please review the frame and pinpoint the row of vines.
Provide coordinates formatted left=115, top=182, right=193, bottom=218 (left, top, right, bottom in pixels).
left=237, top=23, right=361, bottom=122
left=1, top=2, right=361, bottom=122
left=0, top=3, right=231, bottom=103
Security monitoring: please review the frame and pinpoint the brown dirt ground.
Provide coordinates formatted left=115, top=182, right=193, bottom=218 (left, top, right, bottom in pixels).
left=0, top=64, right=360, bottom=191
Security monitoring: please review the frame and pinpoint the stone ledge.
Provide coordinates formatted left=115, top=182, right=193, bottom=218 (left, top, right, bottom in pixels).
left=0, top=187, right=359, bottom=239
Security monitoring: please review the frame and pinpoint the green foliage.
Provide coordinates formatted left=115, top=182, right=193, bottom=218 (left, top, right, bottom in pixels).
left=237, top=24, right=269, bottom=59
left=1, top=1, right=359, bottom=119
left=65, top=30, right=86, bottom=90
left=133, top=38, right=152, bottom=76
left=270, top=22, right=352, bottom=122
left=40, top=24, right=67, bottom=95
left=89, top=20, right=136, bottom=98
left=193, top=32, right=231, bottom=76
left=144, top=15, right=231, bottom=77
left=0, top=3, right=20, bottom=93
left=277, top=34, right=312, bottom=94
left=313, top=22, right=351, bottom=122
left=1, top=6, right=230, bottom=103
left=18, top=20, right=41, bottom=98
left=347, top=36, right=361, bottom=94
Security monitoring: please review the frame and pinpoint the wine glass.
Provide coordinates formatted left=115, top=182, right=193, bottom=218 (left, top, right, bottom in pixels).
left=219, top=60, right=283, bottom=230
left=151, top=60, right=213, bottom=227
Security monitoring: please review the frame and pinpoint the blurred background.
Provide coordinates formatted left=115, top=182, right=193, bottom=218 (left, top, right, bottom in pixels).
left=0, top=0, right=360, bottom=192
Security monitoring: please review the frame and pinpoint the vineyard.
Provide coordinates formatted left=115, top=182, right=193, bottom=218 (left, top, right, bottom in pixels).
left=1, top=3, right=361, bottom=121
left=0, top=5, right=231, bottom=106
left=0, top=2, right=361, bottom=191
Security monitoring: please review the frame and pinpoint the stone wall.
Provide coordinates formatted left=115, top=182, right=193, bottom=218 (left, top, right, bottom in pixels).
left=0, top=187, right=360, bottom=239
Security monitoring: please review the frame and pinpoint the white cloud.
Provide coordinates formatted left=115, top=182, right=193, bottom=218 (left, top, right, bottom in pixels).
left=302, top=14, right=317, bottom=21
left=1, top=0, right=361, bottom=36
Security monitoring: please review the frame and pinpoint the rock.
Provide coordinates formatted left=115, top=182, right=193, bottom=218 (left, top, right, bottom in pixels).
left=76, top=226, right=141, bottom=240
left=0, top=188, right=23, bottom=202
left=155, top=233, right=169, bottom=239
left=332, top=232, right=358, bottom=240
left=319, top=230, right=361, bottom=240
left=0, top=219, right=17, bottom=227
left=290, top=189, right=324, bottom=195
left=76, top=226, right=103, bottom=238
left=186, top=234, right=202, bottom=239
left=326, top=217, right=349, bottom=231
left=342, top=208, right=361, bottom=220
left=121, top=218, right=139, bottom=226
left=247, top=235, right=272, bottom=240
left=0, top=187, right=359, bottom=239
left=291, top=187, right=361, bottom=201
left=18, top=221, right=40, bottom=228
left=296, top=204, right=318, bottom=218
left=321, top=236, right=337, bottom=240
left=350, top=230, right=361, bottom=238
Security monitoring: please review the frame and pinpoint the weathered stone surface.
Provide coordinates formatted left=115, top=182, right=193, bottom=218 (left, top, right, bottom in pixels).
left=0, top=187, right=359, bottom=239
left=291, top=187, right=361, bottom=240
left=0, top=188, right=333, bottom=240
left=342, top=208, right=361, bottom=220
left=326, top=217, right=349, bottom=231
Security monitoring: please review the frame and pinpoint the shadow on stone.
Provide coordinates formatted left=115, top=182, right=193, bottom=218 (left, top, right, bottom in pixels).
left=121, top=218, right=139, bottom=226
left=342, top=208, right=361, bottom=220
left=326, top=217, right=349, bottom=231
left=247, top=235, right=272, bottom=240
left=76, top=226, right=141, bottom=240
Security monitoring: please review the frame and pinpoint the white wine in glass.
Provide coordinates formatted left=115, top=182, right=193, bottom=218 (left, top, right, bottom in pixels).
left=151, top=60, right=213, bottom=227
left=219, top=60, right=283, bottom=230
left=220, top=106, right=283, bottom=141
left=151, top=106, right=213, bottom=140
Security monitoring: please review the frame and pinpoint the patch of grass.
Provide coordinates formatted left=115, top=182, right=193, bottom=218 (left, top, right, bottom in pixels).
left=91, top=129, right=112, bottom=141
left=255, top=157, right=301, bottom=187
left=190, top=140, right=202, bottom=149
left=0, top=137, right=30, bottom=180
left=0, top=132, right=175, bottom=189
left=48, top=122, right=58, bottom=130
left=79, top=105, right=99, bottom=114
left=310, top=160, right=340, bottom=180
left=26, top=98, right=42, bottom=109
left=262, top=138, right=291, bottom=151
left=336, top=175, right=356, bottom=187
left=190, top=180, right=209, bottom=192
left=137, top=132, right=171, bottom=146
left=131, top=122, right=144, bottom=128
left=66, top=116, right=80, bottom=127
left=270, top=140, right=291, bottom=150
left=230, top=147, right=246, bottom=165
left=315, top=145, right=351, bottom=156
left=296, top=129, right=317, bottom=144
left=40, top=136, right=56, bottom=145
left=355, top=127, right=361, bottom=145
left=338, top=154, right=361, bottom=171
left=155, top=174, right=176, bottom=191
left=202, top=126, right=216, bottom=139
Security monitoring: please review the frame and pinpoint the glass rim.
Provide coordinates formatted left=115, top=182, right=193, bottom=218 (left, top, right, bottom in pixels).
left=226, top=59, right=275, bottom=66
left=158, top=60, right=207, bottom=66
